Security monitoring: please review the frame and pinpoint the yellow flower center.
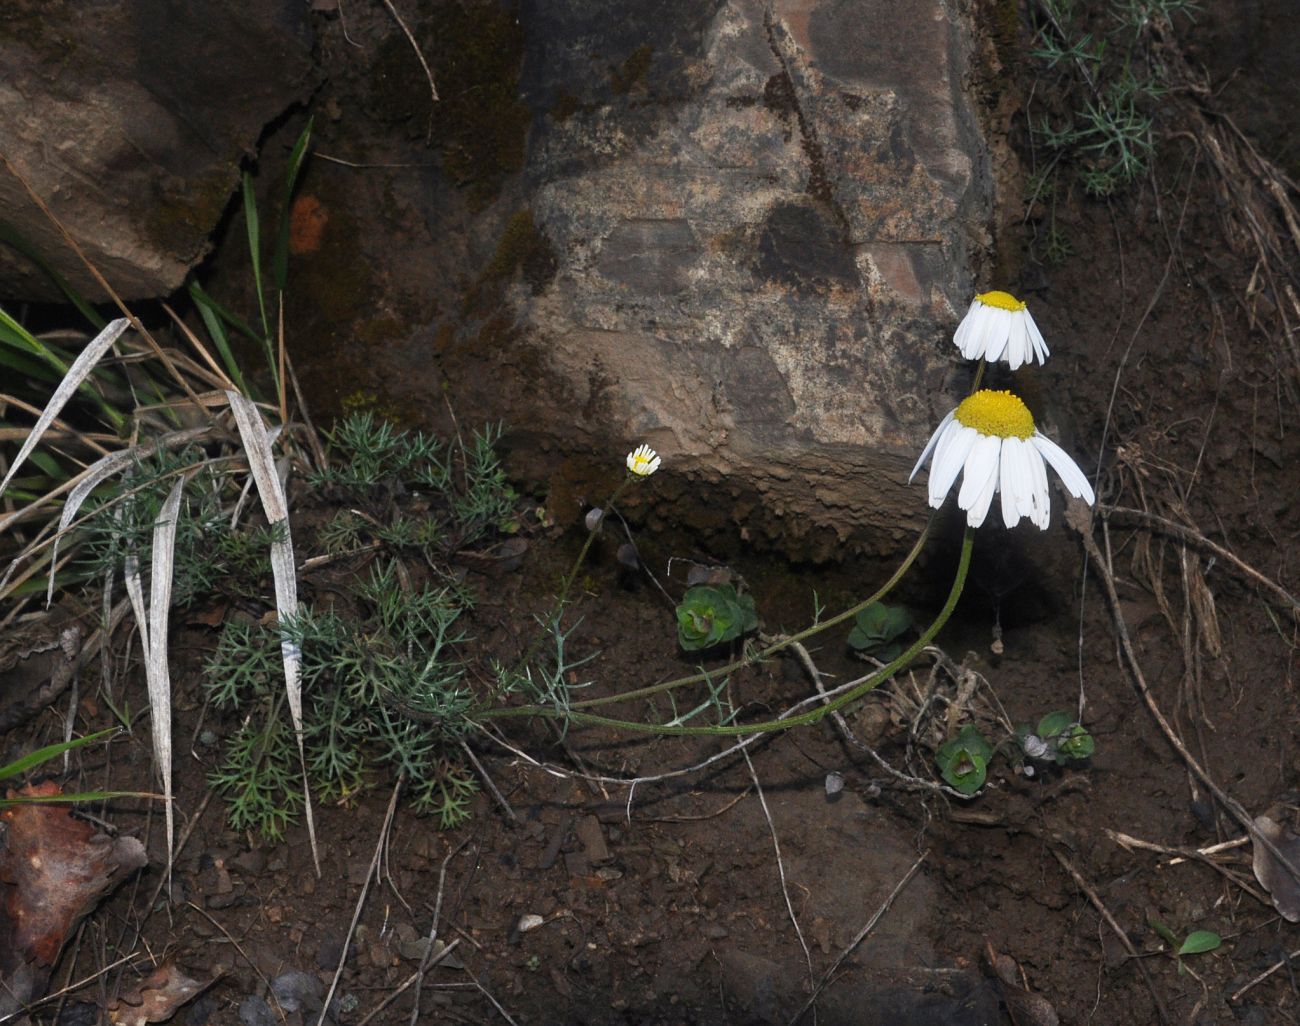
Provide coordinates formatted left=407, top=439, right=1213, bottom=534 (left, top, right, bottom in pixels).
left=976, top=290, right=1026, bottom=312
left=954, top=390, right=1035, bottom=440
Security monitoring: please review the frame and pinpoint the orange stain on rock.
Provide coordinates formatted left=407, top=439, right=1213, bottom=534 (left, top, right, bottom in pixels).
left=289, top=194, right=329, bottom=255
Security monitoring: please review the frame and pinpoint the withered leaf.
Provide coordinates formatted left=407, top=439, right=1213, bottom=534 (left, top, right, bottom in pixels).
left=983, top=940, right=1060, bottom=1026
left=0, top=781, right=147, bottom=966
left=1252, top=815, right=1300, bottom=922
left=107, top=960, right=215, bottom=1026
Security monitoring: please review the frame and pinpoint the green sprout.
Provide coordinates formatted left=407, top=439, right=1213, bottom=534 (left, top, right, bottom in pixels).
left=1019, top=710, right=1095, bottom=764
left=676, top=583, right=758, bottom=652
left=846, top=601, right=912, bottom=661
left=936, top=725, right=993, bottom=795
left=1148, top=917, right=1221, bottom=974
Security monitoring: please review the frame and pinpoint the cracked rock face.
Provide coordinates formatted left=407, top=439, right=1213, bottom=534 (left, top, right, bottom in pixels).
left=447, top=0, right=992, bottom=552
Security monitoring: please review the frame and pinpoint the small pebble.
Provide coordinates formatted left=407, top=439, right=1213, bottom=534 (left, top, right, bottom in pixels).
left=238, top=995, right=276, bottom=1026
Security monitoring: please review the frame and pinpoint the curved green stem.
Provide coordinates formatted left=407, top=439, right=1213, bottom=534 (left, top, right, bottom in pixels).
left=478, top=528, right=973, bottom=736
left=971, top=357, right=987, bottom=392
left=554, top=476, right=634, bottom=611
left=563, top=514, right=934, bottom=711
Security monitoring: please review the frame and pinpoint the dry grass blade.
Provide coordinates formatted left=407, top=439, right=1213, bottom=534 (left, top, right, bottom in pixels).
left=45, top=448, right=141, bottom=607
left=224, top=390, right=318, bottom=873
left=0, top=318, right=130, bottom=499
left=121, top=476, right=185, bottom=887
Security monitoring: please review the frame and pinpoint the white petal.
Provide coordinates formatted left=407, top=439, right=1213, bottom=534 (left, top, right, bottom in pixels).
left=1025, top=311, right=1050, bottom=363
left=929, top=424, right=979, bottom=507
left=909, top=410, right=955, bottom=483
left=1031, top=433, right=1095, bottom=504
left=982, top=309, right=1010, bottom=362
left=1000, top=439, right=1022, bottom=528
left=967, top=458, right=999, bottom=527
left=953, top=307, right=979, bottom=355
left=1027, top=442, right=1051, bottom=528
left=1005, top=317, right=1029, bottom=371
left=957, top=434, right=1000, bottom=513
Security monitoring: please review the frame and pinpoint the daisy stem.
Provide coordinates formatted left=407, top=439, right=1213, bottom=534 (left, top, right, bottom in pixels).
left=553, top=475, right=635, bottom=612
left=479, top=527, right=974, bottom=736
left=563, top=515, right=935, bottom=711
left=971, top=357, right=987, bottom=392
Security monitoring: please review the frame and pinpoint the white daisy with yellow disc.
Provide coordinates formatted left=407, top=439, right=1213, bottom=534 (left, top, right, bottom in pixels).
left=910, top=390, right=1094, bottom=529
left=626, top=444, right=661, bottom=477
left=954, top=290, right=1049, bottom=370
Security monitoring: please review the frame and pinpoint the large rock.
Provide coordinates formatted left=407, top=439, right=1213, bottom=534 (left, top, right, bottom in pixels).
left=508, top=0, right=988, bottom=552
left=0, top=0, right=314, bottom=302
left=284, top=0, right=994, bottom=556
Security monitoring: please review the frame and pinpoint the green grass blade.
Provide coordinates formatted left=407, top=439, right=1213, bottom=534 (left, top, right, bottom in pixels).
left=0, top=790, right=158, bottom=807
left=0, top=341, right=64, bottom=383
left=0, top=306, right=71, bottom=375
left=273, top=117, right=314, bottom=292
left=243, top=170, right=271, bottom=344
left=0, top=221, right=107, bottom=330
left=189, top=282, right=251, bottom=398
left=187, top=281, right=263, bottom=345
left=0, top=727, right=118, bottom=781
left=0, top=306, right=127, bottom=430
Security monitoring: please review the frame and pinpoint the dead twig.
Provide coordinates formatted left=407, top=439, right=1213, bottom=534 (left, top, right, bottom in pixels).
left=1104, top=505, right=1300, bottom=614
left=408, top=838, right=470, bottom=1024
left=1103, top=828, right=1269, bottom=905
left=740, top=745, right=816, bottom=1023
left=316, top=776, right=404, bottom=1026
left=782, top=637, right=972, bottom=799
left=786, top=852, right=928, bottom=1026
left=376, top=0, right=439, bottom=140
left=459, top=740, right=518, bottom=825
left=1069, top=502, right=1300, bottom=891
left=1230, top=946, right=1300, bottom=1004
left=355, top=939, right=461, bottom=1026
left=1050, top=846, right=1172, bottom=1025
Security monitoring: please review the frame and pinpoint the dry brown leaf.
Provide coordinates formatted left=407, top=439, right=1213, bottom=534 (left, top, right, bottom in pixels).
left=1252, top=815, right=1300, bottom=922
left=983, top=940, right=1060, bottom=1026
left=107, top=960, right=215, bottom=1026
left=0, top=782, right=147, bottom=1014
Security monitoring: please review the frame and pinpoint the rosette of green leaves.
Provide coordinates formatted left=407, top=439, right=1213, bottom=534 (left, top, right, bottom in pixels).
left=846, top=601, right=911, bottom=661
left=676, top=584, right=758, bottom=652
left=935, top=725, right=993, bottom=795
left=1020, top=711, right=1095, bottom=764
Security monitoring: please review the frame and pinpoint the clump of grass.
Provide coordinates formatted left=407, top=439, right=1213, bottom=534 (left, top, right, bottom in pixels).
left=205, top=560, right=480, bottom=838
left=202, top=413, right=525, bottom=838
left=1023, top=0, right=1199, bottom=259
left=310, top=411, right=519, bottom=553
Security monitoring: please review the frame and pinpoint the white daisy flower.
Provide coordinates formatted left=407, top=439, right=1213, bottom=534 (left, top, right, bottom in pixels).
left=626, top=444, right=661, bottom=477
left=910, top=390, right=1095, bottom=529
left=954, top=290, right=1049, bottom=370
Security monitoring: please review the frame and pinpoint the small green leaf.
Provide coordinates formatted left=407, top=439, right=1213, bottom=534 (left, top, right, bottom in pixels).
left=1037, top=710, right=1075, bottom=739
left=1177, top=931, right=1221, bottom=957
left=847, top=601, right=911, bottom=651
left=1147, top=917, right=1178, bottom=948
left=936, top=725, right=993, bottom=796
left=1055, top=724, right=1095, bottom=762
left=676, top=584, right=758, bottom=651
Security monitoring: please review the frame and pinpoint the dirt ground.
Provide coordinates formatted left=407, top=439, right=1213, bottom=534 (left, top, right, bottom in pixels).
left=9, top=4, right=1300, bottom=1026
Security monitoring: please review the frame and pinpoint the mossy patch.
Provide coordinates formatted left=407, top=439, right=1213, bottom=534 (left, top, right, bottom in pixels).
left=427, top=1, right=531, bottom=211
left=991, top=0, right=1022, bottom=70
left=463, top=208, right=557, bottom=314
left=142, top=164, right=239, bottom=257
left=610, top=44, right=654, bottom=95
